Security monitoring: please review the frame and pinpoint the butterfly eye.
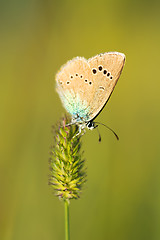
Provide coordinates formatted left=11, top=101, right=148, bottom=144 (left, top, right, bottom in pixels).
left=70, top=75, right=73, bottom=79
left=89, top=81, right=92, bottom=85
left=87, top=122, right=92, bottom=128
left=80, top=75, right=83, bottom=78
left=110, top=76, right=113, bottom=80
left=103, top=70, right=107, bottom=75
left=66, top=81, right=70, bottom=84
left=85, top=79, right=88, bottom=82
left=75, top=73, right=78, bottom=76
left=107, top=72, right=110, bottom=77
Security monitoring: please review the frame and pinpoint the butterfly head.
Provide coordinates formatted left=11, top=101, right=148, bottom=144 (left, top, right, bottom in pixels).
left=86, top=121, right=96, bottom=130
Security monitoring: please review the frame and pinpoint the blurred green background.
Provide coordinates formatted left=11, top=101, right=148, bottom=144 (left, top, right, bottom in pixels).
left=1, top=0, right=160, bottom=239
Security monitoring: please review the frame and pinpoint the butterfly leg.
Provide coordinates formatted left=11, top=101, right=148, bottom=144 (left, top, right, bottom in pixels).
left=65, top=122, right=74, bottom=127
left=73, top=124, right=86, bottom=138
left=65, top=118, right=77, bottom=127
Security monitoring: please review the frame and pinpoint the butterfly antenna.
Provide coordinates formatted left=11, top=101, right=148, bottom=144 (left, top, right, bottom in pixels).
left=94, top=122, right=119, bottom=140
left=95, top=125, right=101, bottom=142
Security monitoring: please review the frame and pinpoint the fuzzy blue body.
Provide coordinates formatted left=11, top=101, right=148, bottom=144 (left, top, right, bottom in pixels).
left=59, top=90, right=90, bottom=123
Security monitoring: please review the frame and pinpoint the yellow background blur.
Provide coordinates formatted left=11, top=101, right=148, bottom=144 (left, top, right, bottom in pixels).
left=1, top=0, right=160, bottom=239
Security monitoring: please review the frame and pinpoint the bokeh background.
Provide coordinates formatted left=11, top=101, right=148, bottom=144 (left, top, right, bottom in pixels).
left=1, top=0, right=160, bottom=239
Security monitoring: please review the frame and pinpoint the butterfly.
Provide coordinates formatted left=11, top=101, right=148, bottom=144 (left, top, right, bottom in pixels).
left=56, top=52, right=125, bottom=139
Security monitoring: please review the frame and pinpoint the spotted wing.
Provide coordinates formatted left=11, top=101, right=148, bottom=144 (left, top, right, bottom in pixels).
left=56, top=52, right=125, bottom=122
left=87, top=52, right=125, bottom=120
left=56, top=57, right=95, bottom=121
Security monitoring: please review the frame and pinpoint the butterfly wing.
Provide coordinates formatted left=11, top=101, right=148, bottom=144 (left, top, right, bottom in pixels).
left=56, top=57, right=95, bottom=121
left=87, top=52, right=125, bottom=120
left=56, top=52, right=125, bottom=122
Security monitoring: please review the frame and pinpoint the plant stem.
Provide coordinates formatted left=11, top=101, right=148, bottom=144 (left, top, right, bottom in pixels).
left=64, top=201, right=70, bottom=240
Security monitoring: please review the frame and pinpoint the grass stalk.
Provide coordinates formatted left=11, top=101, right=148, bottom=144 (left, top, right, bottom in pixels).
left=65, top=201, right=70, bottom=240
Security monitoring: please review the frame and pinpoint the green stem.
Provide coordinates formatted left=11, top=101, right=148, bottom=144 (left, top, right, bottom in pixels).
left=64, top=201, right=70, bottom=240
